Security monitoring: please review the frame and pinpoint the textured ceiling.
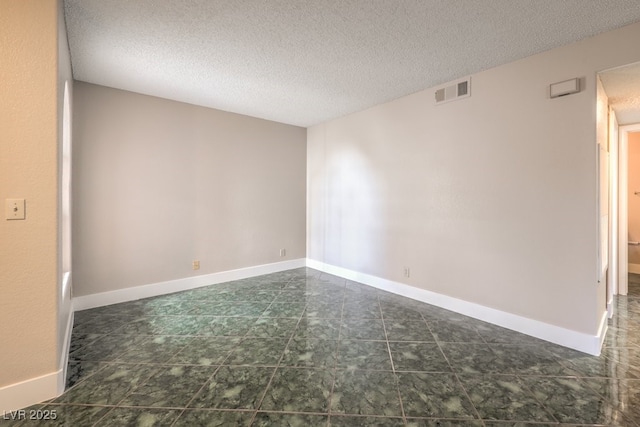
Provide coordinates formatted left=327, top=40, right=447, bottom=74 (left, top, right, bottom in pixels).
left=600, top=62, right=640, bottom=126
left=64, top=0, right=640, bottom=127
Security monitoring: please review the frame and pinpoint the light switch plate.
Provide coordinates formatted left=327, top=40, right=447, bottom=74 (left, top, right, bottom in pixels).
left=6, top=199, right=25, bottom=220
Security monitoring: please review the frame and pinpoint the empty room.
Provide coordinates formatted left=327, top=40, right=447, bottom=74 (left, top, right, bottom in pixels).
left=4, top=0, right=640, bottom=425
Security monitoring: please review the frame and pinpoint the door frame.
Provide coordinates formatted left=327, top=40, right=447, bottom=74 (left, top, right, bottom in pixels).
left=618, top=123, right=640, bottom=296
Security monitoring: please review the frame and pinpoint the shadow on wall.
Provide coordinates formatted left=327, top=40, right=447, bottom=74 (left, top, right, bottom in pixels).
left=325, top=144, right=384, bottom=273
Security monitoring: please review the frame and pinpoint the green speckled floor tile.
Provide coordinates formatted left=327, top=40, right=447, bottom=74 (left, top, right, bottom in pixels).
left=341, top=301, right=381, bottom=319
left=342, top=290, right=378, bottom=302
left=331, top=369, right=402, bottom=416
left=439, top=343, right=512, bottom=374
left=474, top=322, right=548, bottom=346
left=72, top=314, right=134, bottom=336
left=261, top=303, right=306, bottom=318
left=199, top=316, right=258, bottom=336
left=68, top=333, right=148, bottom=362
left=187, top=301, right=227, bottom=315
left=116, top=316, right=166, bottom=335
left=64, top=361, right=106, bottom=388
left=172, top=409, right=254, bottom=426
left=406, top=419, right=484, bottom=427
left=117, top=335, right=193, bottom=363
left=294, top=318, right=342, bottom=339
left=380, top=302, right=425, bottom=321
left=54, top=363, right=158, bottom=405
left=50, top=269, right=640, bottom=426
left=582, top=377, right=640, bottom=422
left=557, top=350, right=640, bottom=378
left=304, top=302, right=344, bottom=318
left=305, top=292, right=345, bottom=306
left=169, top=337, right=241, bottom=365
left=481, top=423, right=557, bottom=427
left=330, top=415, right=405, bottom=426
left=384, top=319, right=434, bottom=342
left=340, top=318, right=386, bottom=340
left=457, top=374, right=555, bottom=423
left=216, top=302, right=271, bottom=317
left=189, top=366, right=275, bottom=409
left=252, top=412, right=329, bottom=426
left=94, top=407, right=181, bottom=426
left=488, top=344, right=573, bottom=376
left=150, top=315, right=215, bottom=335
left=427, top=320, right=484, bottom=343
left=260, top=367, right=334, bottom=412
left=273, top=290, right=308, bottom=303
left=397, top=372, right=476, bottom=419
left=245, top=317, right=299, bottom=338
left=225, top=338, right=288, bottom=365
left=119, top=365, right=216, bottom=408
left=337, top=340, right=392, bottom=370
left=389, top=342, right=451, bottom=372
left=14, top=405, right=110, bottom=427
left=140, top=298, right=199, bottom=315
left=520, top=375, right=632, bottom=425
left=281, top=339, right=339, bottom=368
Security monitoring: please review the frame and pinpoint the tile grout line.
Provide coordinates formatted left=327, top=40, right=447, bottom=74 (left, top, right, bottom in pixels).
left=325, top=276, right=347, bottom=426
left=61, top=269, right=640, bottom=426
left=246, top=275, right=312, bottom=426
left=378, top=298, right=407, bottom=425
left=171, top=279, right=287, bottom=426
left=421, top=312, right=486, bottom=426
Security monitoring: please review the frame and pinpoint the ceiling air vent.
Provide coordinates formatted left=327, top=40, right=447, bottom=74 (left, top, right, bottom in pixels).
left=435, top=77, right=471, bottom=105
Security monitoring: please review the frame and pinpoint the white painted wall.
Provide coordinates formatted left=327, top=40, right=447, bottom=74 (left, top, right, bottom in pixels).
left=72, top=83, right=307, bottom=297
left=307, top=22, right=640, bottom=337
left=57, top=0, right=74, bottom=384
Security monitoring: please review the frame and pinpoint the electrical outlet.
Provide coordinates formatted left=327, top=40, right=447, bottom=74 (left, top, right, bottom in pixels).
left=280, top=248, right=286, bottom=257
left=403, top=267, right=410, bottom=278
left=192, top=260, right=200, bottom=270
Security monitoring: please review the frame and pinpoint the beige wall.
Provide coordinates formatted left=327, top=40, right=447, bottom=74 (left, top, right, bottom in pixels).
left=596, top=77, right=609, bottom=312
left=72, top=83, right=306, bottom=297
left=629, top=132, right=640, bottom=265
left=308, top=22, right=640, bottom=335
left=0, top=0, right=59, bottom=387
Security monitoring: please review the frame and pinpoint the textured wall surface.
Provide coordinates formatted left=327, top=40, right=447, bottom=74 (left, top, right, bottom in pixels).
left=308, top=22, right=640, bottom=335
left=72, top=83, right=307, bottom=297
left=0, top=0, right=59, bottom=387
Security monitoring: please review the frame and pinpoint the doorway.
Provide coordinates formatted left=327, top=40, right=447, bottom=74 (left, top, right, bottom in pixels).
left=599, top=60, right=640, bottom=287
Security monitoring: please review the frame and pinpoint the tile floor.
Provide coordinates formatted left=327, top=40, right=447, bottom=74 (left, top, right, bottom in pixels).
left=8, top=269, right=640, bottom=426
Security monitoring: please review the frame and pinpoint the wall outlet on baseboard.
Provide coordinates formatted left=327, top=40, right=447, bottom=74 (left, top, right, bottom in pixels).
left=279, top=248, right=286, bottom=257
left=192, top=260, right=200, bottom=270
left=403, top=267, right=410, bottom=278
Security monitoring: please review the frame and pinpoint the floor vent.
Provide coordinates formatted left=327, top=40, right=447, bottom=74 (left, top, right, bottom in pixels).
left=435, top=77, right=471, bottom=105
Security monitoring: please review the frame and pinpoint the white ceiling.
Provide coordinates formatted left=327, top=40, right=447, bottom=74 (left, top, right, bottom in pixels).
left=599, top=61, right=640, bottom=126
left=64, top=0, right=640, bottom=127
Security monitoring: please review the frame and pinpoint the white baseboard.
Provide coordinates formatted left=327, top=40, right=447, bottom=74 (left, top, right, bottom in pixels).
left=59, top=271, right=74, bottom=395
left=74, top=258, right=307, bottom=311
left=1, top=276, right=76, bottom=412
left=307, top=259, right=603, bottom=355
left=629, top=263, right=640, bottom=274
left=596, top=309, right=608, bottom=356
left=58, top=306, right=74, bottom=395
left=0, top=370, right=61, bottom=413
